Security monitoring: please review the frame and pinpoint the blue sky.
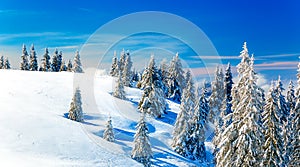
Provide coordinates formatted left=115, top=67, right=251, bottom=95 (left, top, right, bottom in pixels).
left=0, top=0, right=299, bottom=84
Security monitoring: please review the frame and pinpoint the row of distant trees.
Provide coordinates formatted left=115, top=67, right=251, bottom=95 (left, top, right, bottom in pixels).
left=1, top=44, right=83, bottom=73
left=110, top=43, right=300, bottom=166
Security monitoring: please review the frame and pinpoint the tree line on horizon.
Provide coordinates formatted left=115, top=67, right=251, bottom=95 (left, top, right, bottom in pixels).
left=1, top=44, right=83, bottom=73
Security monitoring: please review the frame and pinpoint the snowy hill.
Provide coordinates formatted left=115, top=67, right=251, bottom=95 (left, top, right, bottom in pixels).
left=0, top=70, right=213, bottom=166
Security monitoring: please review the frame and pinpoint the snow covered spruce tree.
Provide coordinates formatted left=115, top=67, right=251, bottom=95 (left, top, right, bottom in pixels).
left=122, top=51, right=133, bottom=87
left=159, top=59, right=169, bottom=96
left=215, top=43, right=264, bottom=167
left=0, top=56, right=4, bottom=69
left=113, top=71, right=126, bottom=99
left=213, top=63, right=233, bottom=158
left=110, top=51, right=119, bottom=77
left=187, top=87, right=209, bottom=161
left=287, top=80, right=296, bottom=112
left=3, top=57, right=11, bottom=69
left=73, top=50, right=83, bottom=73
left=288, top=63, right=300, bottom=166
left=260, top=83, right=284, bottom=167
left=184, top=70, right=196, bottom=116
left=68, top=88, right=83, bottom=122
left=39, top=48, right=51, bottom=72
left=59, top=60, right=67, bottom=72
left=209, top=65, right=225, bottom=124
left=138, top=56, right=166, bottom=118
left=167, top=53, right=185, bottom=102
left=51, top=49, right=60, bottom=72
left=103, top=117, right=115, bottom=142
left=138, top=55, right=161, bottom=89
left=138, top=81, right=167, bottom=118
left=131, top=113, right=153, bottom=167
left=67, top=59, right=73, bottom=72
left=172, top=88, right=193, bottom=157
left=29, top=44, right=38, bottom=71
left=275, top=76, right=289, bottom=122
left=118, top=49, right=126, bottom=74
left=221, top=63, right=234, bottom=128
left=20, top=44, right=30, bottom=70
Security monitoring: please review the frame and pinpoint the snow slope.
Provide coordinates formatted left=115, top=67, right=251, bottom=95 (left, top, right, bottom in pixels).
left=0, top=70, right=213, bottom=166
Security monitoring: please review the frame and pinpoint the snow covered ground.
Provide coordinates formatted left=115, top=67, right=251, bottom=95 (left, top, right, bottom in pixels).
left=0, top=70, right=213, bottom=166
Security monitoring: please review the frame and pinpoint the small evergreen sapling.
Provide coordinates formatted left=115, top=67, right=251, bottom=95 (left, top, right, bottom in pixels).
left=68, top=88, right=83, bottom=122
left=3, top=57, right=11, bottom=69
left=67, top=59, right=73, bottom=72
left=103, top=117, right=115, bottom=142
left=59, top=60, right=67, bottom=72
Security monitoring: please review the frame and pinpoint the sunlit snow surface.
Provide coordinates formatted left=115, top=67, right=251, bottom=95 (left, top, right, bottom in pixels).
left=0, top=70, right=214, bottom=166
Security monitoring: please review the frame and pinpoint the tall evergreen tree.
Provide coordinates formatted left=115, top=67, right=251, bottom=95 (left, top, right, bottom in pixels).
left=110, top=51, right=119, bottom=77
left=216, top=44, right=264, bottom=167
left=209, top=65, right=225, bottom=124
left=68, top=88, right=83, bottom=122
left=188, top=87, right=208, bottom=161
left=172, top=88, right=192, bottom=157
left=159, top=59, right=169, bottom=96
left=275, top=76, right=289, bottom=122
left=29, top=44, right=38, bottom=71
left=57, top=51, right=63, bottom=71
left=103, top=117, right=115, bottom=142
left=122, top=51, right=132, bottom=87
left=51, top=49, right=59, bottom=72
left=20, top=44, right=30, bottom=70
left=285, top=80, right=296, bottom=163
left=73, top=50, right=83, bottom=73
left=3, top=57, right=11, bottom=69
left=67, top=59, right=73, bottom=72
left=39, top=48, right=51, bottom=72
left=119, top=49, right=126, bottom=74
left=289, top=63, right=300, bottom=166
left=113, top=71, right=126, bottom=99
left=0, top=56, right=4, bottom=69
left=261, top=84, right=284, bottom=167
left=213, top=63, right=234, bottom=160
left=167, top=53, right=185, bottom=102
left=131, top=113, right=153, bottom=167
left=184, top=70, right=196, bottom=116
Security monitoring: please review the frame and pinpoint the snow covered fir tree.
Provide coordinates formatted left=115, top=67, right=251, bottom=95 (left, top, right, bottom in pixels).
left=29, top=44, right=38, bottom=71
left=113, top=71, right=126, bottom=99
left=39, top=48, right=51, bottom=72
left=73, top=50, right=83, bottom=73
left=131, top=113, right=153, bottom=167
left=20, top=44, right=30, bottom=70
left=103, top=117, right=115, bottom=142
left=68, top=88, right=83, bottom=122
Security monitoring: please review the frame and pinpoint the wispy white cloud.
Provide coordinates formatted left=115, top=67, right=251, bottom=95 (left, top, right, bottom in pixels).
left=258, top=53, right=300, bottom=59
left=190, top=55, right=240, bottom=60
left=254, top=61, right=298, bottom=70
